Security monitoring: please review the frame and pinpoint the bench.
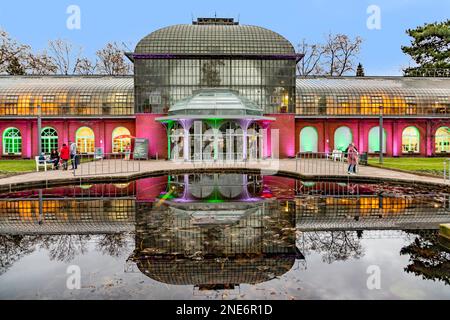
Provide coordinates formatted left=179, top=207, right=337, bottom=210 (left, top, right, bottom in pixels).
left=35, top=156, right=54, bottom=172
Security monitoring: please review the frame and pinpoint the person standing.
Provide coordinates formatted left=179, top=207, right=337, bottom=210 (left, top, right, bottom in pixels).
left=60, top=144, right=70, bottom=170
left=69, top=141, right=78, bottom=170
left=347, top=142, right=358, bottom=174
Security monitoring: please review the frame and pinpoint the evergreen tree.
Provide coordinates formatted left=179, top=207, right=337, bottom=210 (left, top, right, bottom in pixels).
left=356, top=63, right=365, bottom=76
left=402, top=20, right=450, bottom=76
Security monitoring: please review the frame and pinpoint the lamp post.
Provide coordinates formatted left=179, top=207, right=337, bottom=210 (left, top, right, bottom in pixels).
left=37, top=105, right=42, bottom=155
left=379, top=105, right=383, bottom=164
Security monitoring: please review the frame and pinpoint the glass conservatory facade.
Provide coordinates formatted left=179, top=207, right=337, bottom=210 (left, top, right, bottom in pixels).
left=156, top=89, right=274, bottom=160
left=132, top=19, right=299, bottom=115
left=0, top=18, right=449, bottom=159
left=0, top=76, right=135, bottom=158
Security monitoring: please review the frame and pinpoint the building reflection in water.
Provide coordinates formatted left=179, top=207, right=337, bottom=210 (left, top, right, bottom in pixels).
left=131, top=174, right=302, bottom=290
left=0, top=174, right=449, bottom=288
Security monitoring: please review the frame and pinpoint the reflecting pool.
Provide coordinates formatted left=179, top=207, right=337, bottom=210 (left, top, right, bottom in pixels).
left=0, top=174, right=449, bottom=299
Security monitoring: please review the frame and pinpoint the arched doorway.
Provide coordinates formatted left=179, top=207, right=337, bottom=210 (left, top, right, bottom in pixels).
left=41, top=127, right=58, bottom=154
left=169, top=122, right=184, bottom=160
left=218, top=121, right=243, bottom=160
left=435, top=126, right=450, bottom=153
left=299, top=126, right=318, bottom=152
left=368, top=126, right=387, bottom=153
left=76, top=127, right=95, bottom=154
left=334, top=126, right=353, bottom=151
left=112, top=127, right=131, bottom=153
left=402, top=126, right=420, bottom=153
left=2, top=127, right=21, bottom=155
left=247, top=123, right=263, bottom=160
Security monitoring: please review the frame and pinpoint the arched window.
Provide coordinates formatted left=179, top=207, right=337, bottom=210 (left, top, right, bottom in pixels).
left=368, top=126, right=387, bottom=153
left=300, top=126, right=318, bottom=152
left=435, top=126, right=450, bottom=153
left=41, top=127, right=58, bottom=154
left=402, top=126, right=420, bottom=153
left=169, top=122, right=184, bottom=160
left=334, top=126, right=353, bottom=151
left=219, top=121, right=243, bottom=160
left=247, top=122, right=263, bottom=160
left=2, top=127, right=21, bottom=155
left=76, top=127, right=95, bottom=154
left=112, top=127, right=131, bottom=153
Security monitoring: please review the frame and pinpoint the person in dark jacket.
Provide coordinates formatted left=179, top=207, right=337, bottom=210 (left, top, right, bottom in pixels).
left=60, top=144, right=70, bottom=170
left=50, top=149, right=60, bottom=169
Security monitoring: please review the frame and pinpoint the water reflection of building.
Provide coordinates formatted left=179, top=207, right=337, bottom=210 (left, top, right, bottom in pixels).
left=131, top=174, right=301, bottom=289
left=295, top=181, right=450, bottom=230
left=0, top=183, right=136, bottom=234
left=0, top=175, right=449, bottom=288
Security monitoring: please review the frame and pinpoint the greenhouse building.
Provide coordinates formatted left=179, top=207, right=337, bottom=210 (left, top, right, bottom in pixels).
left=0, top=17, right=449, bottom=159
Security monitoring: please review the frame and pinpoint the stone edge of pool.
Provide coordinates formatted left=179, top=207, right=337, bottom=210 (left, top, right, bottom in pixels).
left=0, top=167, right=449, bottom=193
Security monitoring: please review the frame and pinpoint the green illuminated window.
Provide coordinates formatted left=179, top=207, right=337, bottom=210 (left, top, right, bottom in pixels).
left=334, top=126, right=353, bottom=152
left=41, top=127, right=58, bottom=154
left=3, top=127, right=22, bottom=155
left=300, top=126, right=318, bottom=152
left=368, top=126, right=387, bottom=153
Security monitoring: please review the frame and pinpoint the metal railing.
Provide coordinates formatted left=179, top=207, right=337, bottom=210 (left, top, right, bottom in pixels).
left=73, top=152, right=141, bottom=176
left=295, top=152, right=350, bottom=175
left=171, top=152, right=267, bottom=168
left=443, top=158, right=450, bottom=182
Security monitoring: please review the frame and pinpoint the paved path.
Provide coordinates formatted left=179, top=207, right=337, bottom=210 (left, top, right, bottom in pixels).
left=0, top=159, right=446, bottom=191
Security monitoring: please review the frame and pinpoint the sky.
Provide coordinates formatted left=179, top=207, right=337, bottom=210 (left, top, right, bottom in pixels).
left=0, top=0, right=448, bottom=75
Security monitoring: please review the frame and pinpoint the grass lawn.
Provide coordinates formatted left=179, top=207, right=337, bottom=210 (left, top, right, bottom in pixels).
left=368, top=157, right=446, bottom=176
left=0, top=160, right=36, bottom=174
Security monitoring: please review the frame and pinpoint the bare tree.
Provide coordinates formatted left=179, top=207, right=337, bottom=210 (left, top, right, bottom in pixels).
left=296, top=39, right=325, bottom=76
left=299, top=231, right=363, bottom=263
left=25, top=51, right=57, bottom=75
left=0, top=29, right=30, bottom=74
left=75, top=57, right=96, bottom=75
left=297, top=33, right=363, bottom=76
left=96, top=42, right=132, bottom=75
left=48, top=39, right=84, bottom=75
left=323, top=33, right=363, bottom=76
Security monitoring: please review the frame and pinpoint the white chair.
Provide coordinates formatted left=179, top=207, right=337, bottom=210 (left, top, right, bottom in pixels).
left=35, top=156, right=53, bottom=172
left=329, top=149, right=343, bottom=161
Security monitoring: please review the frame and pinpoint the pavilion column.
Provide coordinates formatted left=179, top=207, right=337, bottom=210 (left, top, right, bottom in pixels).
left=181, top=120, right=193, bottom=161
left=183, top=127, right=189, bottom=161
left=243, top=127, right=248, bottom=160
left=238, top=120, right=251, bottom=160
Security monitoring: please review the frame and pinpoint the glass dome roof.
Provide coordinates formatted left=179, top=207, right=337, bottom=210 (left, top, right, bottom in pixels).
left=167, top=89, right=264, bottom=117
left=135, top=20, right=295, bottom=55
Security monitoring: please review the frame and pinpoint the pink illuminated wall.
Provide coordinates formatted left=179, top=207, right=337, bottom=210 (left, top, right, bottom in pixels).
left=135, top=114, right=168, bottom=159
left=294, top=118, right=448, bottom=157
left=265, top=114, right=296, bottom=158
left=1, top=115, right=450, bottom=159
left=136, top=176, right=168, bottom=201
left=0, top=119, right=134, bottom=158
